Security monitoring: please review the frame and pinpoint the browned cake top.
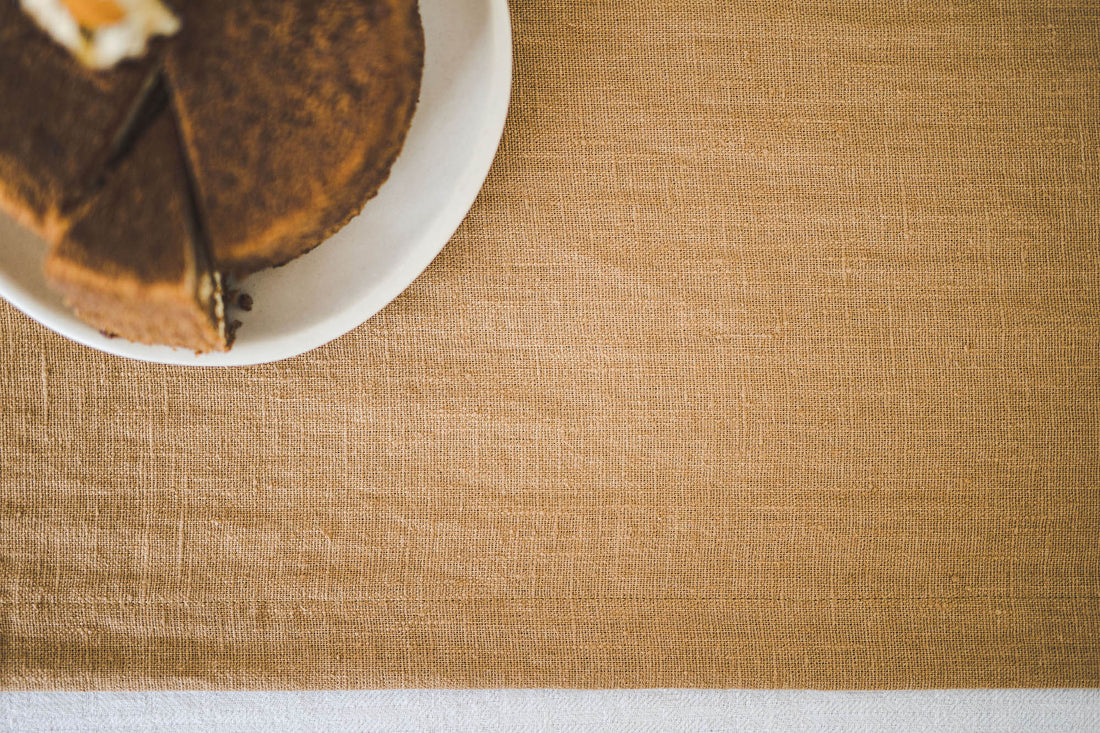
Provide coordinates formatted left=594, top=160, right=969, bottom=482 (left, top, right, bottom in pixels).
left=0, top=0, right=155, bottom=235
left=166, top=0, right=424, bottom=274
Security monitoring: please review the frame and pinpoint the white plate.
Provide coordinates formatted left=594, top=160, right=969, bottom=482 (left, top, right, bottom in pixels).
left=0, top=0, right=512, bottom=366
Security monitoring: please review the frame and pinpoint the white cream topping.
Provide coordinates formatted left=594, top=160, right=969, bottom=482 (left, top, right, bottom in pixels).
left=21, top=0, right=179, bottom=69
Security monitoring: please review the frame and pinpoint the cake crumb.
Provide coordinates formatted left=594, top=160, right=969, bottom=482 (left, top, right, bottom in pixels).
left=237, top=293, right=253, bottom=311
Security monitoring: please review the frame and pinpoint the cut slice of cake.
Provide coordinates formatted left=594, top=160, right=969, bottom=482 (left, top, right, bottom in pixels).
left=164, top=0, right=424, bottom=274
left=0, top=0, right=160, bottom=240
left=44, top=109, right=227, bottom=352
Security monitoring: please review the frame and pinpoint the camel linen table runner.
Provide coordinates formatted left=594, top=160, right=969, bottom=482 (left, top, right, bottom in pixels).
left=1, top=0, right=1098, bottom=688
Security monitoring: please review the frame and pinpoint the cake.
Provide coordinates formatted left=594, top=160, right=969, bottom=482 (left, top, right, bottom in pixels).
left=0, top=0, right=424, bottom=351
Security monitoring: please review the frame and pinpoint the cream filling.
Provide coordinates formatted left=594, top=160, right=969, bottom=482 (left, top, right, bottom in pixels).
left=199, top=270, right=227, bottom=343
left=20, top=0, right=179, bottom=69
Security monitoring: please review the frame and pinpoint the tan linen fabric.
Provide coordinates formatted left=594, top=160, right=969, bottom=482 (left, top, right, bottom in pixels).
left=1, top=0, right=1098, bottom=689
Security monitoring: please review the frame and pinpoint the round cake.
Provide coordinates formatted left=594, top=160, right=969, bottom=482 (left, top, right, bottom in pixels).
left=0, top=0, right=425, bottom=351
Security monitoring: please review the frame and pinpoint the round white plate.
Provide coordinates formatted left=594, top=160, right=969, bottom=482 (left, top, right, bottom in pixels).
left=0, top=0, right=512, bottom=366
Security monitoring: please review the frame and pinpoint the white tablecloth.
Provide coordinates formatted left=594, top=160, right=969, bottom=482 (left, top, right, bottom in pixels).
left=3, top=690, right=1098, bottom=732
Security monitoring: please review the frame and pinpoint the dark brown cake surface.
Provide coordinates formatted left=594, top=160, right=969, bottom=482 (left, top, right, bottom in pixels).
left=0, top=0, right=156, bottom=238
left=44, top=110, right=225, bottom=352
left=166, top=0, right=424, bottom=274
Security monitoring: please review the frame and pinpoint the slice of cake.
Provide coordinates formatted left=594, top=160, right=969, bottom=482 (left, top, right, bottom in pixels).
left=0, top=0, right=159, bottom=240
left=165, top=0, right=424, bottom=274
left=44, top=109, right=227, bottom=352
